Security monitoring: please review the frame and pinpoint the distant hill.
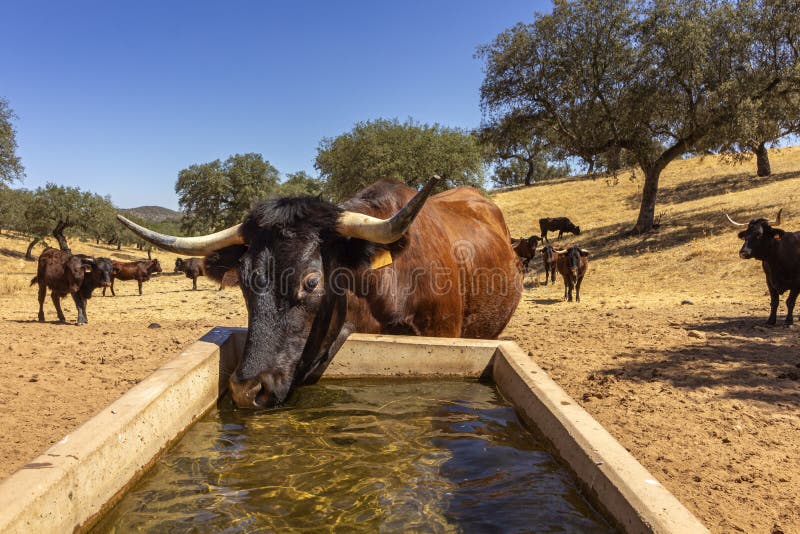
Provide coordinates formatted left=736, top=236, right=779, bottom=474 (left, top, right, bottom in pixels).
left=120, top=205, right=182, bottom=223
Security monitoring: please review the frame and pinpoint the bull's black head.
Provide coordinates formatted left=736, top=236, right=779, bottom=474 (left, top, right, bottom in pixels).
left=116, top=178, right=439, bottom=409
left=727, top=209, right=784, bottom=261
left=150, top=259, right=163, bottom=274
left=87, top=257, right=115, bottom=290
left=737, top=219, right=784, bottom=260
left=174, top=258, right=184, bottom=272
left=204, top=197, right=363, bottom=408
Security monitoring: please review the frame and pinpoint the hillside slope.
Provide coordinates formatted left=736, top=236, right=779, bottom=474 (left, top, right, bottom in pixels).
left=120, top=205, right=181, bottom=222
left=492, top=146, right=800, bottom=533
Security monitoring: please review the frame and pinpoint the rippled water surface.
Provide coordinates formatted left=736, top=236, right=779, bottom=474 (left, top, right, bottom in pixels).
left=92, top=379, right=614, bottom=533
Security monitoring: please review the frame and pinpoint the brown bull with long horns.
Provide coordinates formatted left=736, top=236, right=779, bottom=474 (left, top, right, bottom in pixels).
left=726, top=208, right=800, bottom=326
left=118, top=177, right=523, bottom=408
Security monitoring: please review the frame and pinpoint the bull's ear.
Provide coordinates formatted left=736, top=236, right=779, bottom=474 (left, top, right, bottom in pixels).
left=80, top=258, right=96, bottom=272
left=204, top=245, right=246, bottom=286
left=773, top=229, right=785, bottom=240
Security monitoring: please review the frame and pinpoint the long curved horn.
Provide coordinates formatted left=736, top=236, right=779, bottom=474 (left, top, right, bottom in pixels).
left=336, top=175, right=440, bottom=243
left=116, top=215, right=244, bottom=255
left=724, top=213, right=748, bottom=226
left=775, top=208, right=783, bottom=226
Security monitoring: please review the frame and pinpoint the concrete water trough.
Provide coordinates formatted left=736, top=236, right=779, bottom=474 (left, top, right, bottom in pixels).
left=0, top=327, right=708, bottom=533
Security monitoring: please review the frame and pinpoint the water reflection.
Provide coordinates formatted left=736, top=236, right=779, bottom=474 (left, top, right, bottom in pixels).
left=91, top=380, right=614, bottom=533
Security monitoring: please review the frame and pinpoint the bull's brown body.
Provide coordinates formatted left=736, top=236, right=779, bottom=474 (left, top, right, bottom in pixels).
left=104, top=259, right=162, bottom=296
left=341, top=183, right=524, bottom=338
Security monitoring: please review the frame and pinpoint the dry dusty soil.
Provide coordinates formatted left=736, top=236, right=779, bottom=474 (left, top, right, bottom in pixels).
left=1, top=147, right=800, bottom=533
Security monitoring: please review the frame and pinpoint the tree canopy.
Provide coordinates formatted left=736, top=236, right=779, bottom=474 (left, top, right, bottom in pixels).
left=479, top=0, right=800, bottom=233
left=175, top=153, right=280, bottom=233
left=0, top=98, right=25, bottom=184
left=315, top=118, right=485, bottom=201
left=479, top=113, right=570, bottom=187
left=279, top=171, right=325, bottom=197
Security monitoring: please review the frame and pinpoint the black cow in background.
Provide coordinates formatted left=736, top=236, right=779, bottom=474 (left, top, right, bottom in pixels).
left=541, top=245, right=559, bottom=285
left=511, top=235, right=541, bottom=271
left=539, top=217, right=581, bottom=242
left=727, top=209, right=800, bottom=326
left=30, top=248, right=116, bottom=324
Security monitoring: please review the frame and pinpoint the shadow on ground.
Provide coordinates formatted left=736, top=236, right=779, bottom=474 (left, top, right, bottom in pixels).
left=625, top=169, right=800, bottom=209
left=598, top=315, right=800, bottom=406
left=0, top=248, right=33, bottom=261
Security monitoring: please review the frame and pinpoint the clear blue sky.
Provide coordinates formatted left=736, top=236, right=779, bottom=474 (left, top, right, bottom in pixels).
left=1, top=1, right=550, bottom=210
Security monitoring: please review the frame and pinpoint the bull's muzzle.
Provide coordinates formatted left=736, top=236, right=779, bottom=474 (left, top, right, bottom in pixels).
left=229, top=372, right=286, bottom=409
left=739, top=247, right=752, bottom=259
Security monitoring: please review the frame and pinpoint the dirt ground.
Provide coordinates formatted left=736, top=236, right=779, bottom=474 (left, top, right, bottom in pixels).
left=1, top=147, right=799, bottom=533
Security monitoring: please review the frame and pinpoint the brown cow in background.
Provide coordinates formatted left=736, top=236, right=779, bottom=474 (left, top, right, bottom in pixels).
left=174, top=257, right=206, bottom=290
left=555, top=245, right=589, bottom=302
left=104, top=258, right=162, bottom=296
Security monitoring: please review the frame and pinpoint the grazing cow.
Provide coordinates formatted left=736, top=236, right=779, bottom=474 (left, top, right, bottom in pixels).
left=555, top=245, right=589, bottom=302
left=174, top=257, right=206, bottom=290
left=541, top=245, right=559, bottom=285
left=104, top=258, right=162, bottom=296
left=511, top=235, right=541, bottom=271
left=30, top=248, right=116, bottom=324
left=726, top=209, right=800, bottom=325
left=539, top=217, right=581, bottom=242
left=118, top=176, right=523, bottom=408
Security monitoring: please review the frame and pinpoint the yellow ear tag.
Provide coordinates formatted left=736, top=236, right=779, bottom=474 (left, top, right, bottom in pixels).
left=370, top=249, right=393, bottom=269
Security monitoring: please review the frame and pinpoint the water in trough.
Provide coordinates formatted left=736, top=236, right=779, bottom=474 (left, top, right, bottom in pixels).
left=91, top=379, right=614, bottom=533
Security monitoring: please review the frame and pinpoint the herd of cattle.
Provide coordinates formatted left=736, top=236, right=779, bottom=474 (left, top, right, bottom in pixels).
left=512, top=217, right=588, bottom=302
left=30, top=247, right=211, bottom=324
left=24, top=177, right=800, bottom=408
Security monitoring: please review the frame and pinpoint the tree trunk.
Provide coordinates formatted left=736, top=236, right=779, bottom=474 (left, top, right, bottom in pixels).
left=633, top=166, right=663, bottom=234
left=52, top=221, right=71, bottom=253
left=147, top=247, right=152, bottom=260
left=117, top=242, right=122, bottom=251
left=26, top=238, right=40, bottom=260
left=754, top=142, right=771, bottom=177
left=524, top=159, right=535, bottom=186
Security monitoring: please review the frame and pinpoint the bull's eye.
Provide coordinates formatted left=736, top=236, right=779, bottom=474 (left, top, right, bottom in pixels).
left=255, top=274, right=267, bottom=289
left=303, top=273, right=321, bottom=292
